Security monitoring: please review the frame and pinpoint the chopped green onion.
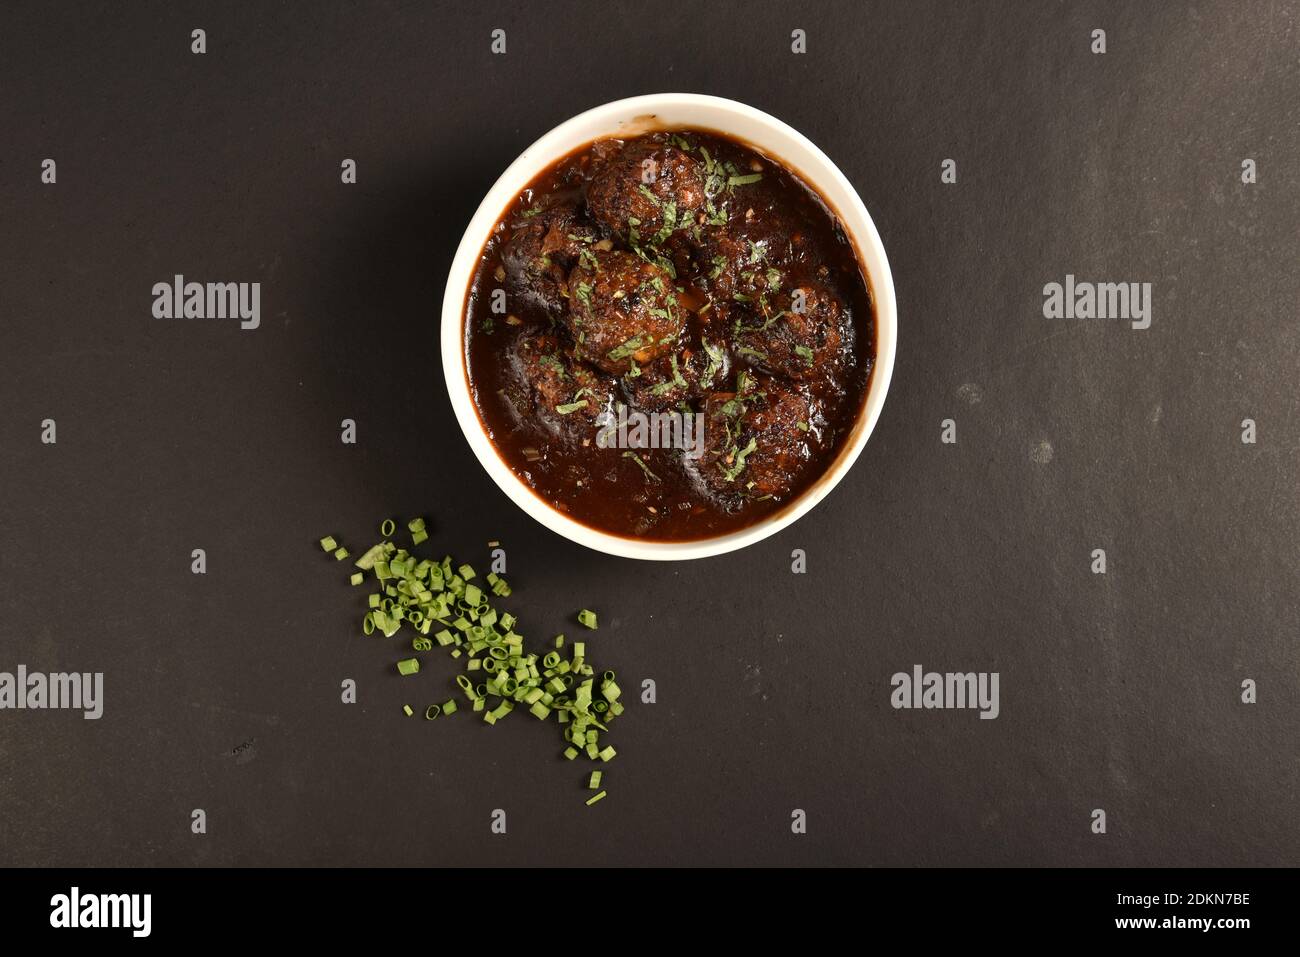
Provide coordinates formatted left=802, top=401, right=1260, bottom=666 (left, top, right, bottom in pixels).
left=602, top=676, right=622, bottom=702
left=586, top=790, right=607, bottom=806
left=320, top=514, right=627, bottom=800
left=380, top=519, right=396, bottom=537
left=353, top=543, right=386, bottom=570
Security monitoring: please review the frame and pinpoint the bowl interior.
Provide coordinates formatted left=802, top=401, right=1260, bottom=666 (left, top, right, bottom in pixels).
left=441, top=93, right=896, bottom=561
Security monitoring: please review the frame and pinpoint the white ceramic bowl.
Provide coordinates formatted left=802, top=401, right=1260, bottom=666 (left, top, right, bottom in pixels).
left=441, top=93, right=896, bottom=561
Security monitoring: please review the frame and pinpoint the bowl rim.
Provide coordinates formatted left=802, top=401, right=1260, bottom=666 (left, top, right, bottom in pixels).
left=440, top=92, right=896, bottom=561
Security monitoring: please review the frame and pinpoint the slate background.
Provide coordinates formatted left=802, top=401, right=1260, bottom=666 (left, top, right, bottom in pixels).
left=1, top=0, right=1296, bottom=867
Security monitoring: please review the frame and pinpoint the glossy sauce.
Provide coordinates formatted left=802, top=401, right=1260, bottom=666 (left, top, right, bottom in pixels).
left=464, top=129, right=875, bottom=541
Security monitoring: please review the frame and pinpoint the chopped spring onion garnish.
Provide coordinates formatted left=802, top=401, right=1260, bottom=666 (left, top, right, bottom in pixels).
left=585, top=790, right=607, bottom=806
left=319, top=517, right=625, bottom=804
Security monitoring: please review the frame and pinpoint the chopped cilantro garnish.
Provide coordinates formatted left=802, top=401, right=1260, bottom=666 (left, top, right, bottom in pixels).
left=606, top=336, right=647, bottom=362
left=623, top=451, right=660, bottom=481
left=701, top=339, right=726, bottom=386
left=719, top=437, right=758, bottom=482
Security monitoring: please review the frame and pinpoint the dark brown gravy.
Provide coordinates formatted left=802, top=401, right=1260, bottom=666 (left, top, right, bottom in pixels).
left=463, top=129, right=875, bottom=541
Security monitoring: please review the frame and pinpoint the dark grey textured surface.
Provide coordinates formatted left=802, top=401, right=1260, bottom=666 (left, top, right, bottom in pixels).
left=1, top=0, right=1296, bottom=867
